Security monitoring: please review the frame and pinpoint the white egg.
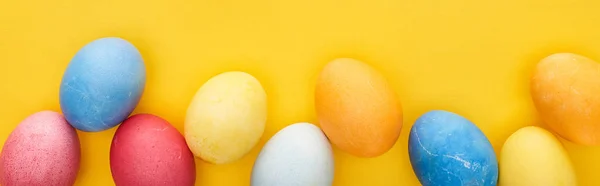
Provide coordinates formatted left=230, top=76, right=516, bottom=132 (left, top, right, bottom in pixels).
left=251, top=123, right=334, bottom=186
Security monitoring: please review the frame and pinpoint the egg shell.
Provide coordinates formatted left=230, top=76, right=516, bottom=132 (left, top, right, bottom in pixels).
left=0, top=111, right=80, bottom=186
left=408, top=110, right=498, bottom=186
left=185, top=71, right=267, bottom=164
left=315, top=58, right=403, bottom=158
left=110, top=114, right=196, bottom=186
left=531, top=53, right=600, bottom=145
left=251, top=123, right=334, bottom=186
left=60, top=37, right=146, bottom=132
left=499, top=126, right=576, bottom=186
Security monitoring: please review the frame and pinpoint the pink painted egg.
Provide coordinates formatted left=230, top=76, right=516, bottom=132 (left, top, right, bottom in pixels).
left=110, top=114, right=196, bottom=186
left=0, top=111, right=81, bottom=186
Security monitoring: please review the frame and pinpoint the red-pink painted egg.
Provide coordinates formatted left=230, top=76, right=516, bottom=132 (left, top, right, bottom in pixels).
left=0, top=111, right=81, bottom=186
left=110, top=114, right=196, bottom=186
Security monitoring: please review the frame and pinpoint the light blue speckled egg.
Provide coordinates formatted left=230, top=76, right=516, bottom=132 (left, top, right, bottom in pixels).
left=408, top=110, right=498, bottom=186
left=251, top=123, right=334, bottom=186
left=59, top=37, right=146, bottom=132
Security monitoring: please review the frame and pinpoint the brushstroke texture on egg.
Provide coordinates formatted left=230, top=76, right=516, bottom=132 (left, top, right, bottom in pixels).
left=531, top=53, right=600, bottom=145
left=0, top=111, right=80, bottom=186
left=60, top=37, right=146, bottom=132
left=499, top=126, right=576, bottom=186
left=251, top=123, right=334, bottom=186
left=408, top=110, right=498, bottom=186
left=315, top=58, right=403, bottom=158
left=110, top=114, right=196, bottom=186
left=185, top=71, right=267, bottom=164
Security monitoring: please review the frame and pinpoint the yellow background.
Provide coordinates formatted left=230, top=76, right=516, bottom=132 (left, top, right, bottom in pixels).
left=1, top=0, right=600, bottom=185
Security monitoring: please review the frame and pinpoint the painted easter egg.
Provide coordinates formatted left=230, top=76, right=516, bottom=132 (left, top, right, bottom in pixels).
left=408, top=110, right=498, bottom=186
left=531, top=53, right=600, bottom=145
left=110, top=114, right=196, bottom=186
left=315, top=58, right=402, bottom=158
left=499, top=126, right=576, bottom=186
left=60, top=37, right=146, bottom=132
left=185, top=71, right=267, bottom=164
left=251, top=123, right=334, bottom=186
left=0, top=111, right=80, bottom=186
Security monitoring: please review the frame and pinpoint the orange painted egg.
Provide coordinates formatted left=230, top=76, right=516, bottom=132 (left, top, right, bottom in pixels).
left=315, top=58, right=403, bottom=157
left=531, top=53, right=600, bottom=145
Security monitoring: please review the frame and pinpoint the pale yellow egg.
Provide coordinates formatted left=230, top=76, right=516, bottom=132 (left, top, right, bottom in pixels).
left=499, top=126, right=576, bottom=186
left=184, top=71, right=267, bottom=164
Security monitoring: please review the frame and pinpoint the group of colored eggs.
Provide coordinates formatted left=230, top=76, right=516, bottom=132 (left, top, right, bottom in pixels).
left=0, top=36, right=596, bottom=186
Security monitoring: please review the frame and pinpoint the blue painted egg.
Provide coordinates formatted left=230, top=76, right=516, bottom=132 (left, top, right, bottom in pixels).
left=59, top=37, right=146, bottom=132
left=251, top=123, right=334, bottom=186
left=408, top=110, right=498, bottom=186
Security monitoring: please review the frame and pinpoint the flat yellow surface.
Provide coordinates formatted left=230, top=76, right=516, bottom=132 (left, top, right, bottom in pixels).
left=1, top=0, right=600, bottom=185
